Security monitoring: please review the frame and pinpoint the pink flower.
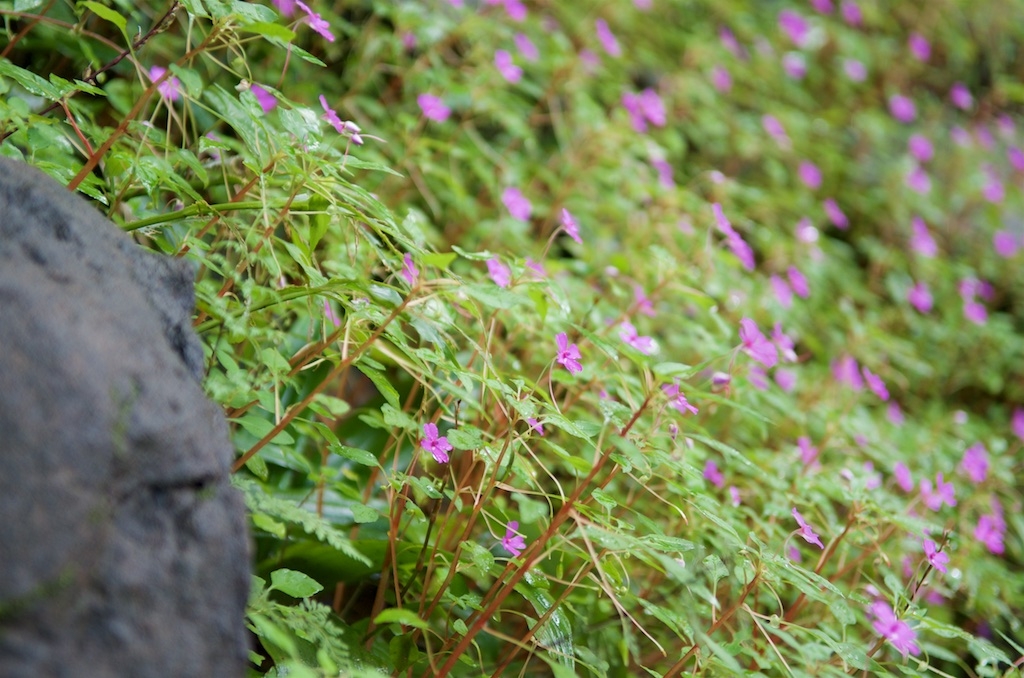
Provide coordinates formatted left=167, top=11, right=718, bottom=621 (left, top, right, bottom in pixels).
left=779, top=10, right=810, bottom=47
left=887, top=402, right=905, bottom=425
left=843, top=59, right=867, bottom=81
left=274, top=0, right=296, bottom=17
left=975, top=510, right=1006, bottom=554
left=501, top=520, right=527, bottom=557
left=841, top=1, right=862, bottom=26
left=950, top=82, right=973, bottom=110
left=494, top=50, right=523, bottom=83
left=652, top=158, right=675, bottom=189
left=908, top=33, right=930, bottom=62
left=633, top=285, right=656, bottom=317
left=832, top=354, right=863, bottom=390
left=401, top=253, right=418, bottom=286
left=486, top=258, right=511, bottom=288
left=787, top=266, right=810, bottom=297
left=1013, top=408, right=1024, bottom=441
left=729, top=486, right=742, bottom=506
left=662, top=381, right=699, bottom=415
left=526, top=417, right=544, bottom=435
left=889, top=94, right=916, bottom=123
left=782, top=52, right=807, bottom=79
left=906, top=165, right=931, bottom=194
left=798, top=161, right=822, bottom=190
left=810, top=0, right=833, bottom=13
left=762, top=115, right=790, bottom=148
left=951, top=126, right=971, bottom=146
left=560, top=208, right=582, bottom=244
left=869, top=601, right=921, bottom=657
left=323, top=299, right=340, bottom=327
left=501, top=0, right=527, bottom=21
left=619, top=320, right=657, bottom=354
left=862, top=367, right=889, bottom=401
left=514, top=32, right=539, bottom=61
left=982, top=166, right=1004, bottom=203
left=739, top=318, right=778, bottom=367
left=595, top=18, right=621, bottom=56
left=907, top=281, right=933, bottom=313
left=908, top=134, right=933, bottom=162
left=712, top=204, right=756, bottom=270
left=774, top=321, right=795, bottom=362
left=319, top=94, right=346, bottom=134
left=798, top=436, right=819, bottom=466
left=296, top=1, right=335, bottom=42
left=960, top=443, right=988, bottom=483
left=502, top=187, right=532, bottom=221
left=770, top=275, right=793, bottom=308
left=1008, top=146, right=1024, bottom=171
left=703, top=460, right=725, bottom=488
left=792, top=508, right=824, bottom=548
left=894, top=462, right=914, bottom=492
left=910, top=217, right=937, bottom=257
left=920, top=472, right=956, bottom=511
left=251, top=84, right=277, bottom=113
left=993, top=231, right=1020, bottom=257
left=796, top=217, right=818, bottom=242
left=775, top=368, right=797, bottom=392
left=963, top=300, right=987, bottom=325
left=555, top=332, right=583, bottom=374
left=417, top=94, right=451, bottom=122
left=638, top=89, right=666, bottom=127
left=634, top=0, right=652, bottom=9
left=421, top=422, right=453, bottom=464
left=711, top=65, right=733, bottom=92
left=719, top=27, right=742, bottom=56
left=823, top=198, right=848, bottom=229
left=148, top=66, right=181, bottom=103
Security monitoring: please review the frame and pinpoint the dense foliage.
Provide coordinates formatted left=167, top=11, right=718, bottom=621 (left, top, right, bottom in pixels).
left=2, top=0, right=1023, bottom=675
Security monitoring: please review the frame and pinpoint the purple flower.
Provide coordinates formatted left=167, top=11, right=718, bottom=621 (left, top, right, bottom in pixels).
left=843, top=59, right=867, bottom=81
left=908, top=33, right=930, bottom=62
left=296, top=1, right=335, bottom=42
left=1010, top=407, right=1024, bottom=441
left=662, top=381, right=699, bottom=415
left=975, top=510, right=1006, bottom=554
left=994, top=231, right=1020, bottom=257
left=762, top=114, right=790, bottom=148
left=251, top=84, right=277, bottom=113
left=501, top=0, right=527, bottom=21
left=560, top=208, right=582, bottom=244
left=526, top=417, right=544, bottom=436
left=960, top=443, right=988, bottom=483
left=775, top=368, right=797, bottom=392
left=638, top=89, right=666, bottom=127
left=832, top=354, right=863, bottom=390
left=421, top=422, right=453, bottom=464
left=950, top=82, right=973, bottom=110
left=729, top=486, right=742, bottom=506
left=514, top=32, right=539, bottom=62
left=1008, top=146, right=1024, bottom=171
left=906, top=165, right=931, bottom=194
left=798, top=161, right=822, bottom=190
left=771, top=321, right=796, bottom=361
left=862, top=367, right=889, bottom=401
left=401, top=253, right=418, bottom=286
left=951, top=126, right=971, bottom=146
left=963, top=300, right=987, bottom=325
left=778, top=10, right=810, bottom=47
left=319, top=95, right=346, bottom=134
left=787, top=266, right=810, bottom=297
left=719, top=27, right=742, bottom=56
left=148, top=66, right=181, bottom=103
left=417, top=94, right=451, bottom=122
left=595, top=18, right=621, bottom=57
left=798, top=436, right=819, bottom=466
left=772, top=276, right=795, bottom=309
left=894, top=462, right=914, bottom=492
left=739, top=318, right=778, bottom=367
left=869, top=601, right=920, bottom=657
left=910, top=217, right=937, bottom=257
left=486, top=258, right=511, bottom=288
left=555, top=332, right=582, bottom=375
left=712, top=204, right=755, bottom=270
left=274, top=0, right=296, bottom=17
left=711, top=65, right=733, bottom=92
left=323, top=299, right=340, bottom=327
left=982, top=166, right=1005, bottom=203
left=652, top=158, right=675, bottom=189
left=908, top=134, right=933, bottom=162
left=907, top=281, right=933, bottom=313
left=792, top=508, right=824, bottom=548
left=823, top=198, right=848, bottom=229
left=501, top=520, right=527, bottom=557
left=782, top=52, right=807, bottom=79
left=703, top=460, right=725, bottom=488
left=920, top=472, right=956, bottom=511
left=887, top=402, right=905, bottom=425
left=501, top=187, right=532, bottom=221
left=619, top=320, right=657, bottom=354
left=810, top=0, right=833, bottom=13
left=796, top=217, right=818, bottom=242
left=495, top=50, right=523, bottom=83
left=633, top=285, right=656, bottom=317
left=889, top=94, right=916, bottom=123
left=841, top=1, right=862, bottom=26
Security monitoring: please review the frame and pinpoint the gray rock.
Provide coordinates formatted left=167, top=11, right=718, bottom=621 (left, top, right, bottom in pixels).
left=0, top=158, right=250, bottom=677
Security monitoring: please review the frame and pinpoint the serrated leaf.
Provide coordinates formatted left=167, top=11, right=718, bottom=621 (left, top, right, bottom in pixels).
left=270, top=568, right=324, bottom=598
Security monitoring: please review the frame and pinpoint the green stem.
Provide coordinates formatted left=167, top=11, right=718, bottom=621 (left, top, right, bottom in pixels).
left=121, top=199, right=313, bottom=232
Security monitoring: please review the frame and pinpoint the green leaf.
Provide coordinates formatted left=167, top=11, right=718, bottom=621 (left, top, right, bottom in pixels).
left=331, top=444, right=380, bottom=467
left=350, top=504, right=378, bottom=523
left=270, top=568, right=324, bottom=598
left=373, top=608, right=428, bottom=630
left=81, top=1, right=127, bottom=36
left=240, top=21, right=297, bottom=42
left=446, top=426, right=484, bottom=450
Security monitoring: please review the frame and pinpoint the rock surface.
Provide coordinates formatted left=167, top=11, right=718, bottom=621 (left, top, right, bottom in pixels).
left=0, top=158, right=250, bottom=677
